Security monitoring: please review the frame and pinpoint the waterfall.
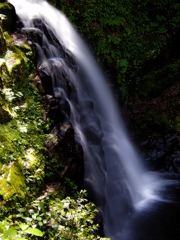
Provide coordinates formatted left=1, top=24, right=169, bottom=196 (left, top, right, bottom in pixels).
left=9, top=0, right=180, bottom=239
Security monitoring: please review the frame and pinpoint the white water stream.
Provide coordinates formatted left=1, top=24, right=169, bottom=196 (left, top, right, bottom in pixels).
left=8, top=0, right=180, bottom=239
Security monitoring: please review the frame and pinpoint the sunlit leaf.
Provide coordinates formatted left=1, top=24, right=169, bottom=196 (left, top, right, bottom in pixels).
left=19, top=223, right=29, bottom=231
left=25, top=227, right=43, bottom=236
left=17, top=208, right=26, bottom=212
left=15, top=237, right=28, bottom=240
left=4, top=228, right=17, bottom=238
left=29, top=209, right=34, bottom=214
left=24, top=217, right=32, bottom=222
left=38, top=221, right=43, bottom=227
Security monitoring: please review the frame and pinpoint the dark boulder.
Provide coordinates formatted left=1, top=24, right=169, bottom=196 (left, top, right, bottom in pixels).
left=0, top=2, right=16, bottom=32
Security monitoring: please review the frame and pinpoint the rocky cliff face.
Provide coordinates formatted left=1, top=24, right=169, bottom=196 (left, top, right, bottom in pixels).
left=0, top=2, right=84, bottom=206
left=122, top=83, right=180, bottom=173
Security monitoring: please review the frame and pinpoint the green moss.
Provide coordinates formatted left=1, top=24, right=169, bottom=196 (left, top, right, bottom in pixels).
left=0, top=162, right=26, bottom=200
left=0, top=58, right=9, bottom=87
left=3, top=31, right=13, bottom=44
left=18, top=44, right=32, bottom=54
left=0, top=19, right=6, bottom=56
left=0, top=104, right=12, bottom=123
left=1, top=46, right=28, bottom=87
left=4, top=50, right=21, bottom=71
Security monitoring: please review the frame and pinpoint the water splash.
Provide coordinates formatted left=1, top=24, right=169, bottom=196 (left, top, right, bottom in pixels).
left=8, top=0, right=180, bottom=239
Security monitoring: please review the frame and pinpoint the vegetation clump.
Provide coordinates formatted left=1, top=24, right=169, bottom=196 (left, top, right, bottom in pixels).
left=50, top=0, right=180, bottom=99
left=0, top=6, right=109, bottom=239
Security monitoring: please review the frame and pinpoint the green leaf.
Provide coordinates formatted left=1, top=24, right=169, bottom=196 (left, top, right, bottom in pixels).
left=17, top=208, right=26, bottom=212
left=25, top=227, right=43, bottom=236
left=32, top=213, right=38, bottom=220
left=38, top=222, right=43, bottom=227
left=15, top=238, right=28, bottom=240
left=4, top=228, right=17, bottom=238
left=43, top=219, right=47, bottom=224
left=23, top=217, right=32, bottom=222
left=28, top=209, right=34, bottom=214
left=19, top=223, right=29, bottom=231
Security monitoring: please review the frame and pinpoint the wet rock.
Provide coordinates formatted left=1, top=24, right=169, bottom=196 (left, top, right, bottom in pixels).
left=139, top=132, right=180, bottom=172
left=38, top=73, right=53, bottom=94
left=165, top=133, right=178, bottom=150
left=44, top=122, right=84, bottom=187
left=139, top=135, right=164, bottom=170
left=43, top=93, right=70, bottom=125
left=30, top=74, right=45, bottom=94
left=172, top=151, right=180, bottom=173
left=141, top=150, right=165, bottom=171
left=22, top=27, right=43, bottom=46
left=123, top=83, right=180, bottom=173
left=37, top=60, right=53, bottom=77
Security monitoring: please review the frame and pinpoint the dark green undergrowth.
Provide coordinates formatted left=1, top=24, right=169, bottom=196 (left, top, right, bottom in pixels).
left=49, top=0, right=180, bottom=99
left=0, top=9, right=109, bottom=238
left=0, top=78, right=108, bottom=239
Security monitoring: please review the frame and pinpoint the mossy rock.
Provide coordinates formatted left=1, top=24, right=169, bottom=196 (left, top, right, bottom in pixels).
left=14, top=43, right=32, bottom=55
left=5, top=50, right=26, bottom=83
left=3, top=31, right=13, bottom=44
left=0, top=161, right=26, bottom=200
left=0, top=2, right=16, bottom=33
left=0, top=57, right=9, bottom=87
left=1, top=46, right=28, bottom=86
left=0, top=18, right=6, bottom=56
left=0, top=103, right=12, bottom=123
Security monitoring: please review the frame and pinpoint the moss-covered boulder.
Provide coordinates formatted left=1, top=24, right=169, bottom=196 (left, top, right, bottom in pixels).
left=0, top=17, right=6, bottom=56
left=0, top=25, right=33, bottom=121
left=0, top=104, right=12, bottom=123
left=0, top=2, right=16, bottom=32
left=0, top=58, right=12, bottom=122
left=4, top=48, right=26, bottom=84
left=0, top=161, right=26, bottom=200
left=0, top=10, right=46, bottom=204
left=0, top=58, right=9, bottom=87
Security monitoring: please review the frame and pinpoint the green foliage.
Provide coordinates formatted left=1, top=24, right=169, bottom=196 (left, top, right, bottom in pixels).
left=47, top=190, right=100, bottom=239
left=0, top=190, right=109, bottom=240
left=50, top=0, right=180, bottom=99
left=65, top=177, right=78, bottom=198
left=0, top=217, right=43, bottom=239
left=0, top=83, right=49, bottom=191
left=0, top=78, right=107, bottom=240
left=45, top=154, right=64, bottom=178
left=0, top=19, right=108, bottom=240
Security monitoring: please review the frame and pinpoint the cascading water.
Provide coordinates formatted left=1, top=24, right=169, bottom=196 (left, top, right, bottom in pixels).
left=8, top=0, right=180, bottom=239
